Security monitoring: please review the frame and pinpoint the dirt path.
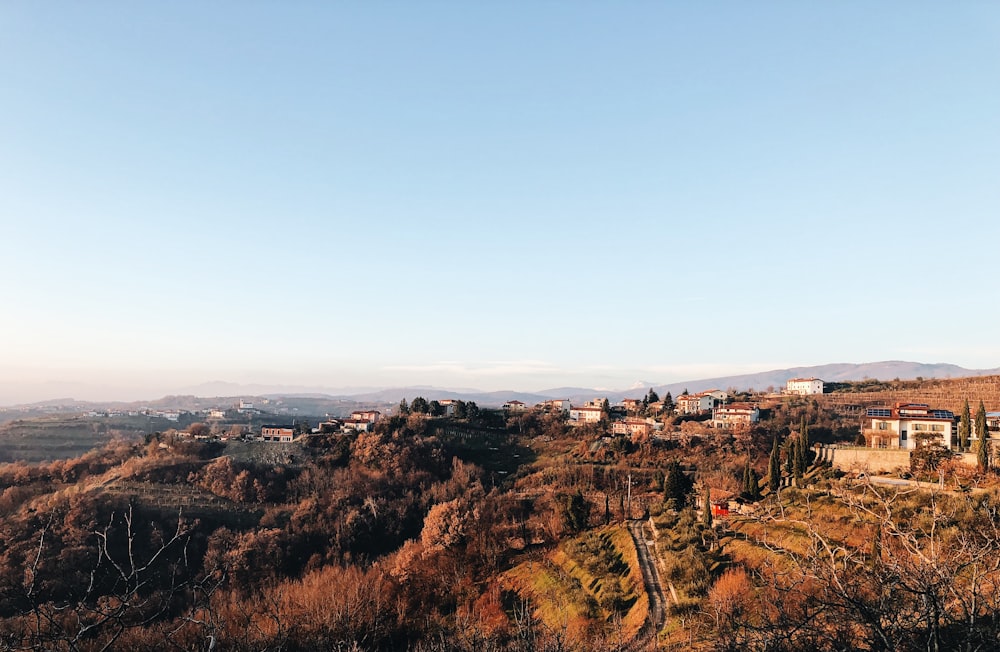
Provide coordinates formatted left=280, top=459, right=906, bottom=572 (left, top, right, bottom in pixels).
left=628, top=519, right=667, bottom=645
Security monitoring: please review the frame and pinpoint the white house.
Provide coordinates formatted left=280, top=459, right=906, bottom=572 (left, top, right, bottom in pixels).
left=611, top=417, right=661, bottom=437
left=862, top=403, right=956, bottom=450
left=786, top=378, right=824, bottom=396
left=712, top=403, right=760, bottom=429
left=569, top=406, right=603, bottom=425
left=503, top=400, right=528, bottom=413
left=675, top=393, right=715, bottom=415
left=621, top=398, right=643, bottom=412
left=350, top=410, right=381, bottom=424
left=342, top=418, right=374, bottom=433
left=538, top=399, right=571, bottom=415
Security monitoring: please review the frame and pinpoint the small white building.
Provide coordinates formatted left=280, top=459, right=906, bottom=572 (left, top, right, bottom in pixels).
left=785, top=378, right=824, bottom=396
left=503, top=400, right=528, bottom=413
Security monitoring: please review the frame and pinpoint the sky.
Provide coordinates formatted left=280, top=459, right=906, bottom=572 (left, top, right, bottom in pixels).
left=2, top=2, right=999, bottom=403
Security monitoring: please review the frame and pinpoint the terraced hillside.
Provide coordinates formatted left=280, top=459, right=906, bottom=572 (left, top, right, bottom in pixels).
left=0, top=415, right=152, bottom=462
left=818, top=374, right=1000, bottom=414
left=503, top=524, right=649, bottom=646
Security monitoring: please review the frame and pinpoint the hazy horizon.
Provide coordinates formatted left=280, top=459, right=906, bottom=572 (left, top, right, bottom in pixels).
left=3, top=4, right=998, bottom=404
left=4, top=359, right=999, bottom=407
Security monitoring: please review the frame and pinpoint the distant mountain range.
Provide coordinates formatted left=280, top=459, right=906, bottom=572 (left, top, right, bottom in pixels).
left=306, top=361, right=1000, bottom=405
left=5, top=361, right=1000, bottom=411
left=635, top=361, right=1000, bottom=404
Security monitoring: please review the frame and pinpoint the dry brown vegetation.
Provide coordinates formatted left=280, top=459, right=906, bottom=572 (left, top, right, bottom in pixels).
left=2, top=400, right=1000, bottom=650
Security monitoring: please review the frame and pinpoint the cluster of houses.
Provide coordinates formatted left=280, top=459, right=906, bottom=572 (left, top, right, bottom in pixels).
left=502, top=388, right=764, bottom=435
left=258, top=410, right=384, bottom=442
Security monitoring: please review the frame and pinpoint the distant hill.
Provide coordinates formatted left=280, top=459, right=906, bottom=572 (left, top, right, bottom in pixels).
left=639, top=361, right=1000, bottom=402
left=525, top=361, right=1000, bottom=404
left=6, top=361, right=1000, bottom=411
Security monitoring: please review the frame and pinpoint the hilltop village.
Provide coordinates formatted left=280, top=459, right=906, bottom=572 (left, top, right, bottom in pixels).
left=5, top=374, right=1000, bottom=649
left=146, top=376, right=1000, bottom=478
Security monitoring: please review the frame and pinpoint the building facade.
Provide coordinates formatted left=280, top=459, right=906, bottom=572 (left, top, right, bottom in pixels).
left=569, top=406, right=603, bottom=425
left=711, top=403, right=760, bottom=429
left=261, top=426, right=295, bottom=442
left=786, top=378, right=824, bottom=395
left=862, top=403, right=956, bottom=450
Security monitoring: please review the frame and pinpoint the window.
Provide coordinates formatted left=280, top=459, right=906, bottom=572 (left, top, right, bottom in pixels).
left=877, top=421, right=890, bottom=431
left=913, top=423, right=927, bottom=432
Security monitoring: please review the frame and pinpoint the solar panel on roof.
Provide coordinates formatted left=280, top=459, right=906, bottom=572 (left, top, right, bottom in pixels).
left=867, top=408, right=891, bottom=417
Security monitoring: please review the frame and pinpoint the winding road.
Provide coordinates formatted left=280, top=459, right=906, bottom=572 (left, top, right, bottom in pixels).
left=628, top=519, right=667, bottom=645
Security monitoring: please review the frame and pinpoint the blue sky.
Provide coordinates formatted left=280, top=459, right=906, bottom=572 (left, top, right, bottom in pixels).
left=2, top=3, right=999, bottom=402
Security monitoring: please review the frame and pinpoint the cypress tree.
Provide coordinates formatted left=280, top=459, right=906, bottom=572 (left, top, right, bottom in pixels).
left=784, top=438, right=794, bottom=474
left=977, top=401, right=989, bottom=472
left=798, top=418, right=810, bottom=470
left=768, top=435, right=781, bottom=492
left=959, top=399, right=971, bottom=451
left=978, top=436, right=989, bottom=473
left=792, top=438, right=804, bottom=484
left=976, top=400, right=988, bottom=443
left=663, top=461, right=692, bottom=509
left=702, top=489, right=712, bottom=527
left=747, top=467, right=761, bottom=501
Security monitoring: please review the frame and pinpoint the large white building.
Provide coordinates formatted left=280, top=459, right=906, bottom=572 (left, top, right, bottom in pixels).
left=785, top=378, right=824, bottom=395
left=862, top=403, right=956, bottom=450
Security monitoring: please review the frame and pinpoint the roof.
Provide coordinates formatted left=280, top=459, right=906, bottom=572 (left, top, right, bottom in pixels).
left=865, top=405, right=955, bottom=420
left=715, top=403, right=758, bottom=412
left=571, top=406, right=603, bottom=412
left=787, top=377, right=822, bottom=383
